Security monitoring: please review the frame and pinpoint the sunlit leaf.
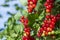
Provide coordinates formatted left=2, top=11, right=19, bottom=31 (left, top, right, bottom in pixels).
left=19, top=0, right=27, bottom=6
left=14, top=23, right=24, bottom=34
left=14, top=11, right=22, bottom=21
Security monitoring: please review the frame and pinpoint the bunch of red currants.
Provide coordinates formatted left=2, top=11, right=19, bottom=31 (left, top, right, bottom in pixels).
left=20, top=16, right=28, bottom=27
left=37, top=15, right=56, bottom=37
left=28, top=0, right=38, bottom=13
left=44, top=0, right=54, bottom=13
left=22, top=36, right=35, bottom=40
left=20, top=16, right=35, bottom=40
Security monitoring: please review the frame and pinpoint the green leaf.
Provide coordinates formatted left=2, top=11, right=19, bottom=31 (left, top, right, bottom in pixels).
left=9, top=24, right=13, bottom=30
left=36, top=38, right=39, bottom=40
left=7, top=12, right=14, bottom=16
left=22, top=10, right=28, bottom=17
left=19, top=0, right=27, bottom=6
left=14, top=23, right=24, bottom=34
left=14, top=11, right=22, bottom=21
left=7, top=17, right=15, bottom=26
left=2, top=4, right=9, bottom=7
left=55, top=0, right=60, bottom=3
left=46, top=36, right=52, bottom=40
left=35, top=0, right=45, bottom=12
left=7, top=18, right=12, bottom=25
left=7, top=36, right=15, bottom=40
left=0, top=33, right=3, bottom=39
left=39, top=10, right=45, bottom=20
left=16, top=6, right=20, bottom=10
left=28, top=13, right=39, bottom=27
left=55, top=29, right=60, bottom=34
left=10, top=33, right=18, bottom=38
left=3, top=29, right=7, bottom=35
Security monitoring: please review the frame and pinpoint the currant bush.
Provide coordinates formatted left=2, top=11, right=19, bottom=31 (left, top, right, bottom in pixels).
left=0, top=0, right=60, bottom=40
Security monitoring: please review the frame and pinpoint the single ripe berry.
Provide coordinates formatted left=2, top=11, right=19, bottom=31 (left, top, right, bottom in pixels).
left=37, top=33, right=41, bottom=37
left=32, top=4, right=36, bottom=8
left=29, top=1, right=33, bottom=5
left=45, top=31, right=48, bottom=36
left=44, top=2, right=48, bottom=7
left=29, top=5, right=33, bottom=9
left=47, top=27, right=52, bottom=32
left=28, top=9, right=32, bottom=13
left=24, top=27, right=30, bottom=36
left=43, top=27, right=47, bottom=31
left=46, top=9, right=51, bottom=13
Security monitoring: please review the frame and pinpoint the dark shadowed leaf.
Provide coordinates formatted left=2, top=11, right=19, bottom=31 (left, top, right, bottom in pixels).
left=2, top=4, right=9, bottom=7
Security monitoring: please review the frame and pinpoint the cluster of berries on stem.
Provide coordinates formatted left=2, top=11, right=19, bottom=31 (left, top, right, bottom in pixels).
left=28, top=0, right=38, bottom=13
left=37, top=15, right=56, bottom=37
left=20, top=16, right=35, bottom=40
left=44, top=0, right=55, bottom=13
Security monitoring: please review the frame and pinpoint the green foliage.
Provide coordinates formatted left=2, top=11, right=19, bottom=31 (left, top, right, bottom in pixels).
left=0, top=0, right=60, bottom=40
left=19, top=0, right=27, bottom=6
left=0, top=12, right=24, bottom=39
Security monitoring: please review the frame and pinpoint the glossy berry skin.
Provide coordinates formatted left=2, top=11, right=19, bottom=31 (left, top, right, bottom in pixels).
left=44, top=31, right=48, bottom=36
left=44, top=2, right=48, bottom=6
left=37, top=15, right=56, bottom=37
left=22, top=36, right=29, bottom=40
left=37, top=33, right=41, bottom=37
left=32, top=0, right=37, bottom=4
left=24, top=19, right=29, bottom=26
left=20, top=16, right=31, bottom=38
left=22, top=36, right=35, bottom=40
left=46, top=15, right=50, bottom=19
left=28, top=9, right=32, bottom=13
left=24, top=27, right=30, bottom=36
left=28, top=0, right=38, bottom=13
left=44, top=0, right=54, bottom=13
left=20, top=16, right=29, bottom=27
left=47, top=27, right=52, bottom=32
left=46, top=9, right=50, bottom=13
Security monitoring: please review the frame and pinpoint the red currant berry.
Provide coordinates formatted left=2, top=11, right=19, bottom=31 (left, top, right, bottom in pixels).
left=44, top=20, right=48, bottom=23
left=44, top=2, right=48, bottom=6
left=40, top=28, right=44, bottom=32
left=43, top=27, right=47, bottom=31
left=29, top=5, right=33, bottom=9
left=32, top=4, right=36, bottom=8
left=37, top=33, right=41, bottom=37
left=29, top=1, right=33, bottom=5
left=46, top=9, right=51, bottom=13
left=45, top=31, right=48, bottom=36
left=22, top=36, right=29, bottom=40
left=50, top=24, right=54, bottom=29
left=47, top=27, right=52, bottom=32
left=28, top=9, right=32, bottom=13
left=46, top=15, right=50, bottom=19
